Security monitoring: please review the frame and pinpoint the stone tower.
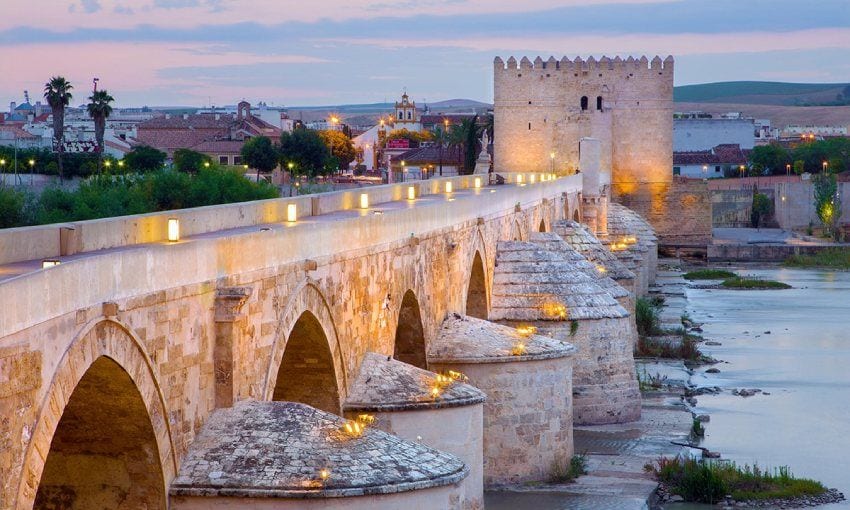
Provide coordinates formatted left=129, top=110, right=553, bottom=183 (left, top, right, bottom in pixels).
left=493, top=55, right=709, bottom=246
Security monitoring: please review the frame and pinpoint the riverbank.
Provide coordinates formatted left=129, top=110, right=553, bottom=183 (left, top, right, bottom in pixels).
left=667, top=265, right=848, bottom=509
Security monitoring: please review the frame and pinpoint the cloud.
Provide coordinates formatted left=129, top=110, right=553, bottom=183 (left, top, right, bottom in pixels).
left=319, top=28, right=850, bottom=56
left=5, top=0, right=680, bottom=29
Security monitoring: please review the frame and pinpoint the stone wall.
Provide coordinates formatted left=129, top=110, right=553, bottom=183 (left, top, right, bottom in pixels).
left=613, top=178, right=712, bottom=247
left=429, top=358, right=573, bottom=486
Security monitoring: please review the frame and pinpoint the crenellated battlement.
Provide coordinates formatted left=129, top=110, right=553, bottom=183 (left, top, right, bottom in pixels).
left=494, top=55, right=673, bottom=72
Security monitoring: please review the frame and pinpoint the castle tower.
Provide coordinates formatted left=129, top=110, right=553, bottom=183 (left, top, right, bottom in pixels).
left=492, top=55, right=706, bottom=246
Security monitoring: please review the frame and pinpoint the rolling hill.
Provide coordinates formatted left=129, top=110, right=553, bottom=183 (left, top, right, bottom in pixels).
left=673, top=81, right=850, bottom=106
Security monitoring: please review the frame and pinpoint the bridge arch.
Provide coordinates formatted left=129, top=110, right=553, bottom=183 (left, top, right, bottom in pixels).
left=265, top=280, right=346, bottom=415
left=393, top=290, right=427, bottom=369
left=538, top=218, right=547, bottom=232
left=464, top=228, right=490, bottom=320
left=511, top=219, right=525, bottom=241
left=19, top=318, right=175, bottom=510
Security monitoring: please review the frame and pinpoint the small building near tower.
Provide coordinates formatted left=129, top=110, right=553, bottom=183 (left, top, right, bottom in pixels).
left=394, top=91, right=421, bottom=131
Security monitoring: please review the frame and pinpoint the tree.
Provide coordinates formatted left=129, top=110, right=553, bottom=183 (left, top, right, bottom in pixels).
left=318, top=130, right=355, bottom=171
left=387, top=128, right=434, bottom=143
left=86, top=89, right=115, bottom=171
left=43, top=76, right=73, bottom=179
left=813, top=173, right=841, bottom=239
left=749, top=144, right=789, bottom=175
left=793, top=160, right=805, bottom=175
left=173, top=148, right=209, bottom=174
left=279, top=129, right=330, bottom=178
left=446, top=116, right=480, bottom=174
left=124, top=145, right=167, bottom=173
left=241, top=136, right=279, bottom=180
left=751, top=192, right=772, bottom=229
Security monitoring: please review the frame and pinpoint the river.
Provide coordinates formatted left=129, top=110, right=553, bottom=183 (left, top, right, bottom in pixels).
left=669, top=267, right=850, bottom=510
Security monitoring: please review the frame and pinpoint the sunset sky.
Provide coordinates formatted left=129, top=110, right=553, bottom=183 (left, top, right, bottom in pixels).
left=1, top=0, right=849, bottom=107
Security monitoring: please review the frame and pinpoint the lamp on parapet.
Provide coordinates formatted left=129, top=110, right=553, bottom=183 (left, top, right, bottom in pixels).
left=786, top=163, right=791, bottom=176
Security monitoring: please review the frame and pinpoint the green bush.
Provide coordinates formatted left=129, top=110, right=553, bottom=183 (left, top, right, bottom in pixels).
left=0, top=187, right=27, bottom=228
left=785, top=248, right=850, bottom=269
left=549, top=453, right=588, bottom=483
left=683, top=269, right=736, bottom=280
left=635, top=297, right=661, bottom=337
left=1, top=167, right=280, bottom=228
left=646, top=456, right=826, bottom=503
left=720, top=276, right=791, bottom=289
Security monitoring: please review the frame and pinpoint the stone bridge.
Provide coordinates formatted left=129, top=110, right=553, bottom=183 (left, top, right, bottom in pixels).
left=0, top=171, right=657, bottom=509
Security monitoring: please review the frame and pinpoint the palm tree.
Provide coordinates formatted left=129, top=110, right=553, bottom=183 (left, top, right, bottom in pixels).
left=447, top=116, right=480, bottom=175
left=87, top=89, right=115, bottom=172
left=43, top=76, right=73, bottom=180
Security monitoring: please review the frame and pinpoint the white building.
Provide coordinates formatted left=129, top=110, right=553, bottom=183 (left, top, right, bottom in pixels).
left=674, top=117, right=755, bottom=152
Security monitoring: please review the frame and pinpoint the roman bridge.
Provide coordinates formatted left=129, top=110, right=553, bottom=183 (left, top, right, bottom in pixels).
left=0, top=170, right=657, bottom=510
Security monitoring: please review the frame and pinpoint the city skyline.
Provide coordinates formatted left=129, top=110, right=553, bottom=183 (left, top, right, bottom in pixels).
left=1, top=0, right=849, bottom=107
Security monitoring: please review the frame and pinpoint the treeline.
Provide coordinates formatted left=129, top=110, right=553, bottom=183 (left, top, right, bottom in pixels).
left=0, top=166, right=278, bottom=229
left=748, top=138, right=850, bottom=176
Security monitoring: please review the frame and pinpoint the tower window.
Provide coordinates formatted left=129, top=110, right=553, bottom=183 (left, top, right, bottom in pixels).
left=580, top=96, right=588, bottom=111
left=596, top=96, right=603, bottom=110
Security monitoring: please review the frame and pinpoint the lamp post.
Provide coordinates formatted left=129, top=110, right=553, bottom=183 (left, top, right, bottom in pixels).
left=786, top=163, right=791, bottom=176
left=550, top=151, right=556, bottom=174
left=702, top=164, right=708, bottom=180
left=29, top=158, right=35, bottom=185
left=401, top=160, right=406, bottom=182
left=0, top=158, right=5, bottom=186
left=823, top=161, right=828, bottom=173
left=739, top=165, right=745, bottom=179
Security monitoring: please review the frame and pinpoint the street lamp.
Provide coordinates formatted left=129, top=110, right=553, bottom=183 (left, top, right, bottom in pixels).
left=786, top=163, right=791, bottom=176
left=739, top=165, right=745, bottom=178
left=29, top=159, right=35, bottom=185
left=823, top=161, right=828, bottom=173
left=204, top=161, right=210, bottom=168
left=401, top=160, right=406, bottom=182
left=550, top=151, right=556, bottom=173
left=0, top=158, right=5, bottom=186
left=104, top=160, right=112, bottom=169
left=702, top=164, right=708, bottom=180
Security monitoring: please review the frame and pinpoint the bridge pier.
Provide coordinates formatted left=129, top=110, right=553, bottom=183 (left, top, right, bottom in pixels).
left=213, top=287, right=252, bottom=408
left=343, top=352, right=486, bottom=509
left=429, top=315, right=576, bottom=486
left=490, top=240, right=641, bottom=425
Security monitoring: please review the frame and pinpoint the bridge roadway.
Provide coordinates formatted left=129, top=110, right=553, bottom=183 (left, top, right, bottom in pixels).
left=0, top=172, right=585, bottom=509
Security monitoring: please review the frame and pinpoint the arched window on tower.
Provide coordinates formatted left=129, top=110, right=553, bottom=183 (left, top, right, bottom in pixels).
left=580, top=96, right=588, bottom=111
left=596, top=96, right=603, bottom=110
left=407, top=111, right=412, bottom=120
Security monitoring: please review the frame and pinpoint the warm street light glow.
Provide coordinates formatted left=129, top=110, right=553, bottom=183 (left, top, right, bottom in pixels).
left=445, top=181, right=453, bottom=193
left=104, top=160, right=111, bottom=168
left=28, top=159, right=35, bottom=167
left=118, top=161, right=124, bottom=168
left=516, top=325, right=537, bottom=337
left=359, top=193, right=369, bottom=209
left=474, top=177, right=481, bottom=188
left=287, top=204, right=297, bottom=223
left=287, top=162, right=294, bottom=170
left=319, top=469, right=330, bottom=482
left=167, top=218, right=180, bottom=242
left=530, top=174, right=536, bottom=184
left=204, top=161, right=210, bottom=168
left=41, top=259, right=61, bottom=269
left=330, top=116, right=339, bottom=125
left=517, top=174, right=524, bottom=184
left=550, top=151, right=555, bottom=160
left=511, top=341, right=527, bottom=356
left=823, top=161, right=828, bottom=172
left=407, top=186, right=415, bottom=200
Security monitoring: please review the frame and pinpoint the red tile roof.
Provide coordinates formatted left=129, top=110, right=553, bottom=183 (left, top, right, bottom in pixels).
left=673, top=144, right=748, bottom=166
left=390, top=145, right=463, bottom=165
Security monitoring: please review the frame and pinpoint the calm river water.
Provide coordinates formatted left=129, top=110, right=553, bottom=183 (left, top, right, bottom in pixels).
left=669, top=267, right=850, bottom=510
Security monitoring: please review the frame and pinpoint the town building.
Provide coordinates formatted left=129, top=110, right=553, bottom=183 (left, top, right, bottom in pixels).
left=673, top=116, right=755, bottom=152
left=673, top=143, right=749, bottom=179
left=134, top=101, right=281, bottom=165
